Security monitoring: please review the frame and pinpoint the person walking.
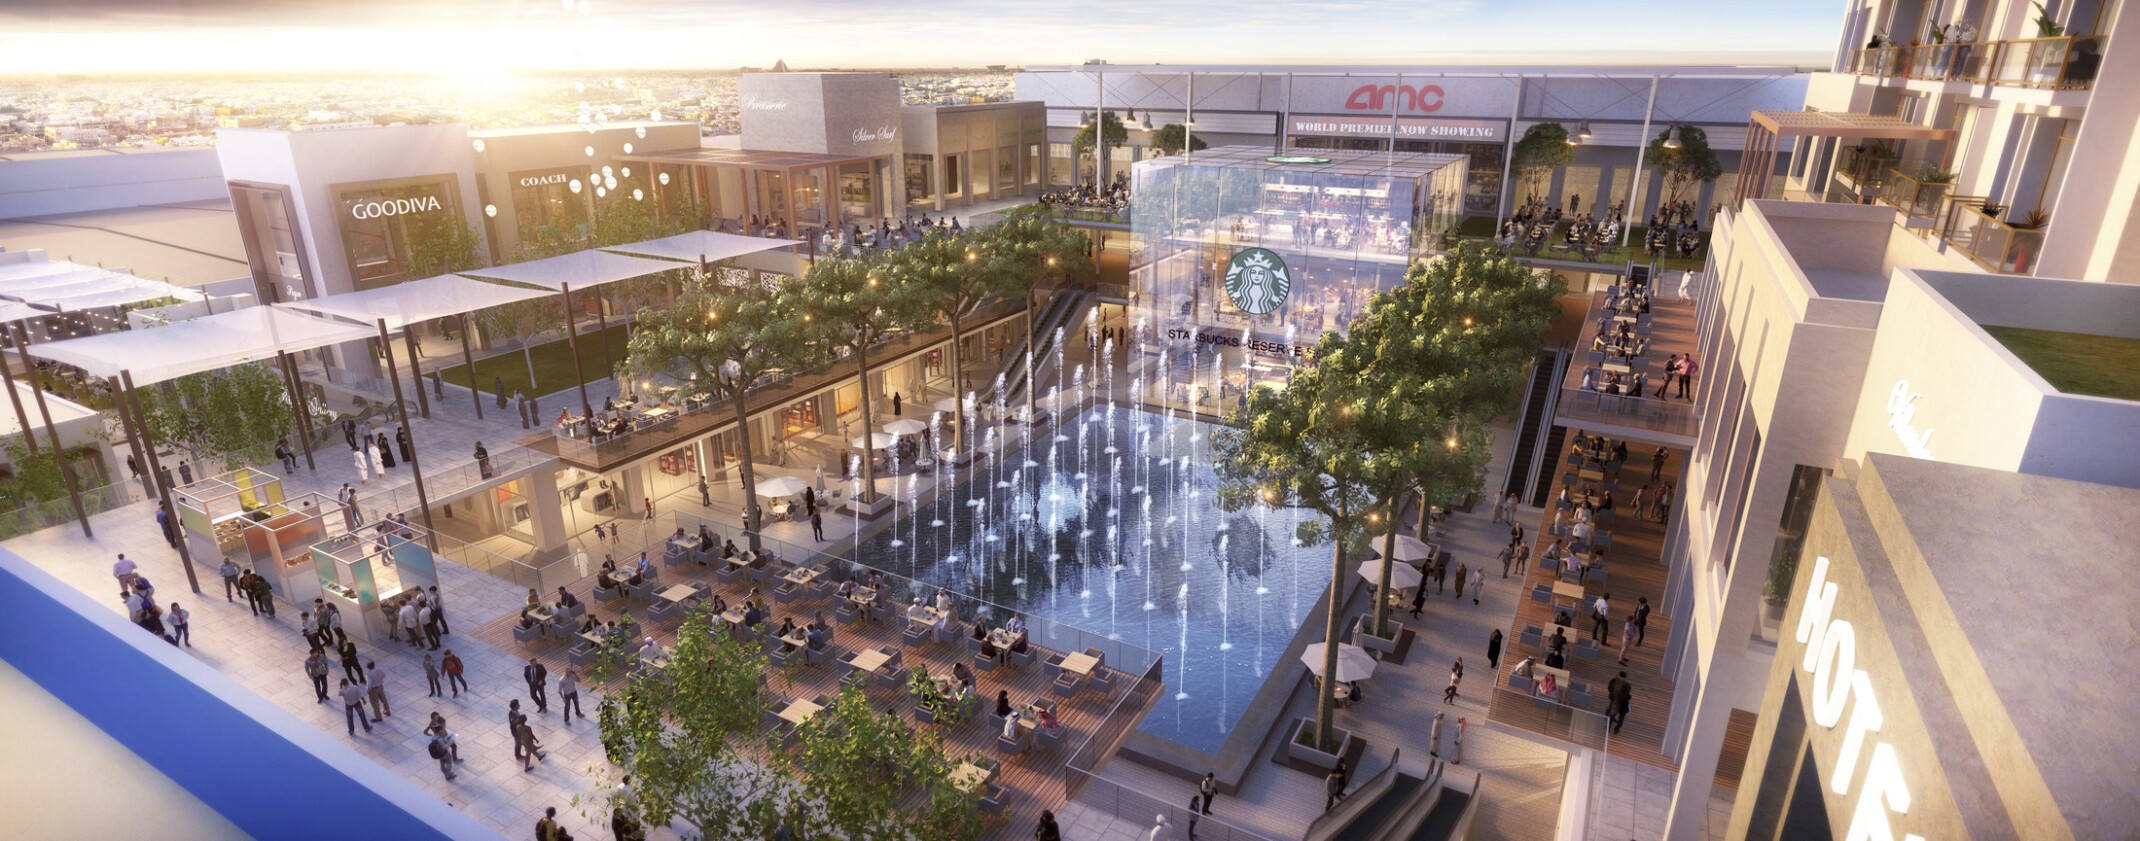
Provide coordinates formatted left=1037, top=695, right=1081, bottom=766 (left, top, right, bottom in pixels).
left=515, top=713, right=548, bottom=771
left=1591, top=593, right=1611, bottom=644
left=1429, top=710, right=1445, bottom=758
left=1650, top=446, right=1668, bottom=481
left=1618, top=617, right=1635, bottom=665
left=1608, top=671, right=1632, bottom=734
left=475, top=442, right=493, bottom=480
left=1452, top=564, right=1467, bottom=602
left=399, top=599, right=423, bottom=649
left=1497, top=542, right=1515, bottom=577
left=1633, top=596, right=1651, bottom=646
left=420, top=598, right=442, bottom=650
left=892, top=391, right=902, bottom=416
left=509, top=699, right=529, bottom=762
left=1408, top=582, right=1427, bottom=619
left=337, top=639, right=365, bottom=683
left=1676, top=354, right=1698, bottom=400
left=428, top=586, right=451, bottom=635
left=809, top=509, right=824, bottom=542
left=1323, top=759, right=1349, bottom=811
left=698, top=475, right=711, bottom=507
left=217, top=558, right=241, bottom=602
left=167, top=602, right=190, bottom=647
left=423, top=652, right=443, bottom=697
left=1453, top=717, right=1468, bottom=764
left=156, top=503, right=179, bottom=548
left=304, top=650, right=332, bottom=702
left=1653, top=356, right=1678, bottom=398
left=1034, top=810, right=1064, bottom=841
left=1444, top=659, right=1463, bottom=704
left=1185, top=796, right=1200, bottom=840
left=536, top=807, right=563, bottom=841
left=441, top=649, right=467, bottom=697
left=1489, top=493, right=1507, bottom=524
left=364, top=662, right=390, bottom=721
left=1199, top=771, right=1217, bottom=815
left=321, top=602, right=344, bottom=645
left=1472, top=572, right=1484, bottom=605
left=112, top=553, right=139, bottom=600
left=1486, top=629, right=1503, bottom=671
left=524, top=657, right=550, bottom=713
left=643, top=497, right=654, bottom=521
left=339, top=679, right=371, bottom=736
left=275, top=438, right=296, bottom=474
left=428, top=731, right=457, bottom=781
left=558, top=668, right=583, bottom=724
left=353, top=443, right=372, bottom=485
left=249, top=572, right=275, bottom=618
left=1514, top=540, right=1531, bottom=575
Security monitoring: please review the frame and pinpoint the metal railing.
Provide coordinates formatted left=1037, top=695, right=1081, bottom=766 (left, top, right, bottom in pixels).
left=1942, top=202, right=2047, bottom=274
left=1558, top=386, right=1700, bottom=440
left=1834, top=146, right=1899, bottom=191
left=0, top=480, right=135, bottom=541
left=1844, top=35, right=2105, bottom=89
left=1878, top=168, right=1954, bottom=228
left=1066, top=657, right=1269, bottom=841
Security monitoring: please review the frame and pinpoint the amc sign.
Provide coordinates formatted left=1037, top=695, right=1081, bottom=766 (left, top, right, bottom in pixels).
left=1345, top=83, right=1445, bottom=113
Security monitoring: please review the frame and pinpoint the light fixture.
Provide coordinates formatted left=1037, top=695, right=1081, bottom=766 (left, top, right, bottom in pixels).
left=658, top=172, right=670, bottom=185
left=1140, top=111, right=1154, bottom=131
left=471, top=138, right=485, bottom=153
left=570, top=179, right=583, bottom=193
left=623, top=142, right=634, bottom=154
left=632, top=188, right=644, bottom=201
left=597, top=186, right=607, bottom=198
left=1663, top=126, right=1681, bottom=149
left=484, top=204, right=497, bottom=217
left=620, top=166, right=631, bottom=178
left=585, top=145, right=595, bottom=156
left=602, top=165, right=614, bottom=177
left=1576, top=120, right=1593, bottom=141
left=1078, top=111, right=1094, bottom=128
left=605, top=175, right=618, bottom=189
left=635, top=126, right=647, bottom=139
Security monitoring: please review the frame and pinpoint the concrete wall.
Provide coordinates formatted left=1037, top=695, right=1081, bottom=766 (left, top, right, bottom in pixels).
left=0, top=549, right=502, bottom=841
left=739, top=73, right=902, bottom=159
left=0, top=149, right=228, bottom=220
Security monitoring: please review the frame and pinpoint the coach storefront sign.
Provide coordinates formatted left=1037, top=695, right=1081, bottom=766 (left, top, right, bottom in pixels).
left=517, top=172, right=572, bottom=189
left=1288, top=116, right=1507, bottom=144
left=349, top=195, right=443, bottom=220
left=1794, top=555, right=1927, bottom=841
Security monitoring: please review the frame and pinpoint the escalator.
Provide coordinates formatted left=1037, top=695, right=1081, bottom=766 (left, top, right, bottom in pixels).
left=1504, top=347, right=1569, bottom=507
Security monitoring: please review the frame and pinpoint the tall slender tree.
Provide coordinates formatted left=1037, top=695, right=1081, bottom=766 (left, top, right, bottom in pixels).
left=796, top=258, right=930, bottom=508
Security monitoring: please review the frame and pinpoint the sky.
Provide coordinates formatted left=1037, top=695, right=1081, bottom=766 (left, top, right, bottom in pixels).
left=0, top=0, right=1841, bottom=75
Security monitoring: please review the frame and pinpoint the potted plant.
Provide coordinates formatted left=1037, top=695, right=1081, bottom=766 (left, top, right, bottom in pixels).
left=2009, top=208, right=2052, bottom=230
left=2030, top=1, right=2065, bottom=37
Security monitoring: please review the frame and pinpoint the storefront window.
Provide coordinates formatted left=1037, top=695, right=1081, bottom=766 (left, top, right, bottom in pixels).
left=509, top=167, right=590, bottom=254
left=1026, top=143, right=1042, bottom=187
left=794, top=167, right=825, bottom=227
left=335, top=178, right=461, bottom=291
left=1048, top=143, right=1074, bottom=187
left=231, top=182, right=310, bottom=302
left=971, top=149, right=994, bottom=199
left=838, top=163, right=874, bottom=224
left=1757, top=464, right=1828, bottom=639
left=906, top=155, right=936, bottom=207
left=780, top=399, right=820, bottom=435
left=998, top=146, right=1017, bottom=193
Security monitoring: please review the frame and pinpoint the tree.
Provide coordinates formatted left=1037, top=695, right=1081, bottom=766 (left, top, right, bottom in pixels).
left=1070, top=110, right=1129, bottom=186
left=1213, top=346, right=1378, bottom=753
left=133, top=362, right=292, bottom=473
left=1148, top=123, right=1207, bottom=157
left=576, top=605, right=788, bottom=839
left=403, top=212, right=487, bottom=280
left=796, top=257, right=931, bottom=507
left=1645, top=126, right=1723, bottom=211
left=789, top=686, right=989, bottom=841
left=622, top=277, right=809, bottom=537
left=472, top=296, right=561, bottom=397
left=1510, top=122, right=1575, bottom=205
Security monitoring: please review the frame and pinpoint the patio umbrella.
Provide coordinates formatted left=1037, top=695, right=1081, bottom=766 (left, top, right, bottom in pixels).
left=1300, top=643, right=1376, bottom=683
left=1370, top=533, right=1436, bottom=563
left=851, top=433, right=895, bottom=450
left=755, top=476, right=808, bottom=497
left=934, top=396, right=973, bottom=414
left=1357, top=559, right=1423, bottom=590
left=883, top=418, right=927, bottom=435
left=814, top=465, right=826, bottom=493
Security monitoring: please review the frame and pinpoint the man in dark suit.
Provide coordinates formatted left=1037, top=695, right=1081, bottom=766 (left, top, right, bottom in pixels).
left=523, top=658, right=549, bottom=713
left=1633, top=597, right=1651, bottom=646
left=1608, top=672, right=1633, bottom=734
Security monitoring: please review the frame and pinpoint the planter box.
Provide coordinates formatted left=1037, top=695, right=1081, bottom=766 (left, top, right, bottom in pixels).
left=1284, top=718, right=1356, bottom=771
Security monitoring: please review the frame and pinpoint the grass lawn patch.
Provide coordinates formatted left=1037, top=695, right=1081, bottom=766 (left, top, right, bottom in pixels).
left=1981, top=326, right=2140, bottom=402
left=439, top=323, right=634, bottom=401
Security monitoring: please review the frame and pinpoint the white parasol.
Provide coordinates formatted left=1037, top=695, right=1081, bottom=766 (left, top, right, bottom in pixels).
left=1370, top=533, right=1436, bottom=563
left=851, top=433, right=896, bottom=450
left=754, top=476, right=808, bottom=497
left=1357, top=559, right=1423, bottom=590
left=883, top=418, right=928, bottom=435
left=1301, top=643, right=1377, bottom=682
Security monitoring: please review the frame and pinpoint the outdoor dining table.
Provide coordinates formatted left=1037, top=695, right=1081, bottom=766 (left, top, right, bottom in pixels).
left=988, top=629, right=1019, bottom=650
left=1059, top=652, right=1101, bottom=676
left=782, top=566, right=820, bottom=587
left=779, top=630, right=808, bottom=650
left=844, top=586, right=877, bottom=606
left=849, top=648, right=893, bottom=674
left=1603, top=361, right=1631, bottom=374
left=657, top=584, right=698, bottom=605
left=1551, top=581, right=1586, bottom=600
left=720, top=607, right=747, bottom=626
left=777, top=697, right=823, bottom=726
left=948, top=762, right=992, bottom=795
left=578, top=632, right=607, bottom=649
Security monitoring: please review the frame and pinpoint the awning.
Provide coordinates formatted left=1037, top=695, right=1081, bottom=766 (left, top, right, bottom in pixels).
left=458, top=249, right=683, bottom=292
left=27, top=306, right=376, bottom=385
left=11, top=275, right=203, bottom=310
left=0, top=302, right=55, bottom=323
left=601, top=230, right=802, bottom=265
left=278, top=274, right=559, bottom=330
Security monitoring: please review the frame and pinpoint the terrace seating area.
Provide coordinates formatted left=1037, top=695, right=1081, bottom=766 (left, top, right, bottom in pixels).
left=1556, top=269, right=1703, bottom=442
left=470, top=544, right=1160, bottom=840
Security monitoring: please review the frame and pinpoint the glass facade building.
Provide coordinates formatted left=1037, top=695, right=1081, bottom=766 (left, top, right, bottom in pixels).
left=1129, top=146, right=1465, bottom=409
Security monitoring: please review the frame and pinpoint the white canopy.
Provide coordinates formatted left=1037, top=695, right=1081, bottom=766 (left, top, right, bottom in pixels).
left=754, top=476, right=809, bottom=497
left=0, top=269, right=201, bottom=310
left=601, top=230, right=801, bottom=265
left=28, top=305, right=375, bottom=385
left=459, top=249, right=683, bottom=292
left=279, top=274, right=558, bottom=329
left=1301, top=643, right=1377, bottom=682
left=1358, top=559, right=1424, bottom=590
left=851, top=433, right=895, bottom=450
left=1369, top=534, right=1437, bottom=563
left=0, top=302, right=55, bottom=323
left=883, top=419, right=927, bottom=435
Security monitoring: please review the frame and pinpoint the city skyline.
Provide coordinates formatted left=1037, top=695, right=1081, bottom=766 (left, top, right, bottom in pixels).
left=1, top=0, right=1842, bottom=74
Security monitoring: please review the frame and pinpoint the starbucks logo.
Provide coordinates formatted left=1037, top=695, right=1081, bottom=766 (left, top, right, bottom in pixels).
left=1224, top=247, right=1291, bottom=315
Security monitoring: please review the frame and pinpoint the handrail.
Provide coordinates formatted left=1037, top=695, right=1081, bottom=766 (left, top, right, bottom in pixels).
left=1879, top=168, right=1952, bottom=226
left=1844, top=34, right=2104, bottom=89
left=1942, top=202, right=2046, bottom=274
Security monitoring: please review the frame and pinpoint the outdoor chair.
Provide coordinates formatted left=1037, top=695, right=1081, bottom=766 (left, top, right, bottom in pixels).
left=974, top=653, right=996, bottom=674
left=774, top=583, right=800, bottom=605
left=716, top=566, right=740, bottom=586
left=769, top=646, right=792, bottom=669
left=593, top=585, right=620, bottom=606
left=1569, top=687, right=1595, bottom=711
left=549, top=617, right=576, bottom=638
left=569, top=645, right=602, bottom=668
left=915, top=703, right=938, bottom=725
left=804, top=646, right=831, bottom=667
left=869, top=604, right=894, bottom=624
left=647, top=600, right=679, bottom=625
left=840, top=668, right=869, bottom=692
left=836, top=605, right=860, bottom=626
left=1520, top=626, right=1543, bottom=648
left=806, top=580, right=833, bottom=601
left=1008, top=648, right=1036, bottom=669
left=512, top=624, right=543, bottom=645
left=1508, top=673, right=1533, bottom=694
left=1530, top=585, right=1551, bottom=604
left=663, top=549, right=688, bottom=569
left=642, top=566, right=660, bottom=584
left=1533, top=693, right=1558, bottom=712
left=1044, top=653, right=1066, bottom=680
left=1037, top=728, right=1064, bottom=752
left=1090, top=668, right=1115, bottom=696
left=996, top=729, right=1028, bottom=756
left=618, top=582, right=644, bottom=604
left=978, top=789, right=1006, bottom=816
left=1052, top=673, right=1082, bottom=698
left=875, top=667, right=905, bottom=691
left=1083, top=647, right=1106, bottom=669
left=902, top=626, right=929, bottom=648
left=1574, top=638, right=1600, bottom=661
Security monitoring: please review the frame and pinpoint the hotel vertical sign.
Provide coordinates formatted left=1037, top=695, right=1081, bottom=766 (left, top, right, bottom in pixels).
left=1795, top=555, right=1928, bottom=841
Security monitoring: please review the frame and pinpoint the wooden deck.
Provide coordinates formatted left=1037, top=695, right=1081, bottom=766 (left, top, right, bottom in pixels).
left=469, top=558, right=1159, bottom=841
left=1485, top=431, right=1685, bottom=773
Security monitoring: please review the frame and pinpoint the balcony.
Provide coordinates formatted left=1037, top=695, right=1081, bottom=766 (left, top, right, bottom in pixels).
left=1941, top=203, right=2048, bottom=274
left=1843, top=34, right=2106, bottom=90
left=1552, top=289, right=1702, bottom=448
left=1833, top=145, right=1899, bottom=194
left=1876, top=168, right=1954, bottom=230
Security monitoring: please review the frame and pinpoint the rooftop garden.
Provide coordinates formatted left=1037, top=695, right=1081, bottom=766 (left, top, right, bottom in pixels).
left=1982, top=325, right=2140, bottom=402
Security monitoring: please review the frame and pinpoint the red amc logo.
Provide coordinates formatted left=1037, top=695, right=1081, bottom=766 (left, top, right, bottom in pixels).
left=1344, top=83, right=1445, bottom=113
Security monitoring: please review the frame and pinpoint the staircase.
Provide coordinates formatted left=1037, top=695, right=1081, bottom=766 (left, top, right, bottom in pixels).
left=1001, top=289, right=1093, bottom=408
left=1506, top=347, right=1570, bottom=506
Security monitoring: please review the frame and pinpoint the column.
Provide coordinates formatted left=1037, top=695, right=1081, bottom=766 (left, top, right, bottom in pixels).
left=524, top=469, right=569, bottom=555
left=1660, top=655, right=1749, bottom=841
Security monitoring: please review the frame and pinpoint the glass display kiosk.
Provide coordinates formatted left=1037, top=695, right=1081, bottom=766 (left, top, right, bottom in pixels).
left=310, top=530, right=439, bottom=645
left=173, top=469, right=335, bottom=605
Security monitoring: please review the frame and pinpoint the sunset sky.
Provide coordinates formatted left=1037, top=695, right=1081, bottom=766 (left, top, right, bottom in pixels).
left=0, top=0, right=1841, bottom=75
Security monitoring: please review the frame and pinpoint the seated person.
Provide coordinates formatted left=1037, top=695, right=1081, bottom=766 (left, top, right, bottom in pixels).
left=837, top=579, right=857, bottom=599
left=638, top=637, right=664, bottom=663
left=1002, top=709, right=1023, bottom=740
left=634, top=553, right=653, bottom=581
left=1539, top=673, right=1559, bottom=696
left=1004, top=614, right=1026, bottom=636
left=905, top=598, right=930, bottom=630
left=978, top=635, right=1000, bottom=659
left=579, top=613, right=600, bottom=634
left=741, top=604, right=764, bottom=628
left=1009, top=632, right=1030, bottom=654
left=971, top=622, right=989, bottom=642
left=1544, top=649, right=1567, bottom=670
left=776, top=617, right=798, bottom=640
left=721, top=540, right=738, bottom=559
left=995, top=690, right=1014, bottom=718
left=1549, top=628, right=1568, bottom=654
left=1036, top=706, right=1062, bottom=737
left=709, top=594, right=729, bottom=616
left=519, top=605, right=543, bottom=629
left=555, top=586, right=579, bottom=611
left=1341, top=680, right=1364, bottom=707
left=868, top=572, right=885, bottom=592
left=810, top=611, right=829, bottom=632
left=1513, top=655, right=1537, bottom=678
left=805, top=624, right=827, bottom=651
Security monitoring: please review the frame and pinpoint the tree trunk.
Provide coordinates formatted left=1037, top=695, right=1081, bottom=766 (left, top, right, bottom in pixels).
left=733, top=389, right=760, bottom=551
left=1416, top=487, right=1433, bottom=540
left=1316, top=534, right=1345, bottom=752
left=855, top=341, right=878, bottom=505
left=948, top=306, right=967, bottom=455
left=1374, top=498, right=1399, bottom=638
left=522, top=344, right=537, bottom=392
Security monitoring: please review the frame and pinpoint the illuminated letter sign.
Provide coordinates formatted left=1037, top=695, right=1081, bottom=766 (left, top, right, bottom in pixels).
left=1795, top=556, right=1928, bottom=841
left=349, top=195, right=443, bottom=220
left=1224, top=248, right=1291, bottom=315
left=1885, top=380, right=1934, bottom=459
left=518, top=173, right=571, bottom=188
left=1343, top=83, right=1446, bottom=113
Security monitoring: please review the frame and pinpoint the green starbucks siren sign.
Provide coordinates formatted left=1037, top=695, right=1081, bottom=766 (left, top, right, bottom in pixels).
left=1224, top=247, right=1292, bottom=314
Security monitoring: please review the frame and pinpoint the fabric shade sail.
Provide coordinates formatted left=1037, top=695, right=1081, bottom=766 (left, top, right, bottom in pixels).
left=600, top=230, right=802, bottom=265
left=277, top=274, right=558, bottom=329
left=0, top=302, right=56, bottom=323
left=458, top=249, right=684, bottom=291
left=27, top=305, right=375, bottom=385
left=0, top=269, right=201, bottom=309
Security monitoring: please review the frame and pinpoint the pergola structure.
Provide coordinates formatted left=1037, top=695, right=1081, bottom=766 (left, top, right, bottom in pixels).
left=1735, top=110, right=1958, bottom=206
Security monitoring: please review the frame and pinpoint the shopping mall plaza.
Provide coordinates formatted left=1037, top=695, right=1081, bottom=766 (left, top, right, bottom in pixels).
left=2, top=3, right=2138, bottom=837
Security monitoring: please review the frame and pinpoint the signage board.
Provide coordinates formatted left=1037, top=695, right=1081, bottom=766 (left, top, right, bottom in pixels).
left=1224, top=247, right=1291, bottom=315
left=1794, top=556, right=1927, bottom=841
left=1288, top=115, right=1507, bottom=143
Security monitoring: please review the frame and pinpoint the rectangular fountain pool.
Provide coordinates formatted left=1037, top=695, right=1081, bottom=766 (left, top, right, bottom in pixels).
left=848, top=406, right=1331, bottom=753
